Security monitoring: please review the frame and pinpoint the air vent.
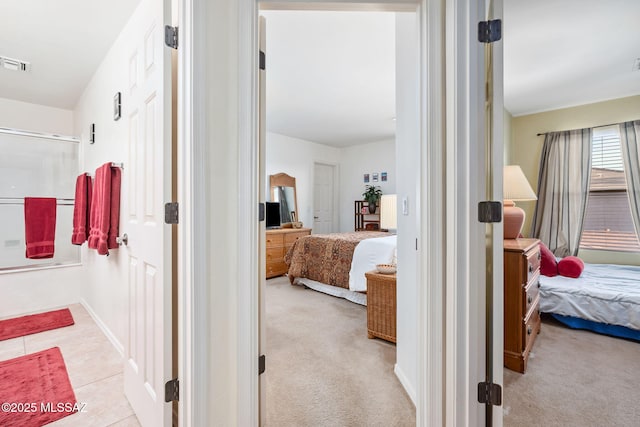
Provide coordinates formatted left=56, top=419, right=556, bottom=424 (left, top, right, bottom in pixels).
left=0, top=55, right=31, bottom=72
left=633, top=58, right=640, bottom=72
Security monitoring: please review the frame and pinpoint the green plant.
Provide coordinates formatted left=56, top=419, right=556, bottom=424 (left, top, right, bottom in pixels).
left=362, top=185, right=382, bottom=205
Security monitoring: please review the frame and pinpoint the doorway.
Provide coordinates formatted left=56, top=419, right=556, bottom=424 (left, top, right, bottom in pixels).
left=259, top=6, right=419, bottom=424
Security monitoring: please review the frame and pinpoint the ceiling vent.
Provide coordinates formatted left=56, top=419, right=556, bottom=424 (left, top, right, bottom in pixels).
left=0, top=55, right=31, bottom=72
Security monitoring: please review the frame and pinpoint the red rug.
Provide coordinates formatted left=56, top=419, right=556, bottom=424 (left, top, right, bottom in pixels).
left=0, top=308, right=74, bottom=341
left=0, top=347, right=78, bottom=426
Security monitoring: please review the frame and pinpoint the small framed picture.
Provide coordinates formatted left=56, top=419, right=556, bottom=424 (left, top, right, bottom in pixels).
left=364, top=174, right=370, bottom=183
left=114, top=92, right=122, bottom=121
left=372, top=173, right=379, bottom=182
left=381, top=172, right=387, bottom=182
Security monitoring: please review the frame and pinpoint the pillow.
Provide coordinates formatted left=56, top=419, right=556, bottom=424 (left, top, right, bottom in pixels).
left=558, top=256, right=585, bottom=278
left=539, top=242, right=558, bottom=277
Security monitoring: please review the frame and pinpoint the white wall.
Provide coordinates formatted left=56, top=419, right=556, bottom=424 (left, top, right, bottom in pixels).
left=0, top=98, right=83, bottom=318
left=72, top=2, right=145, bottom=352
left=338, top=139, right=396, bottom=232
left=0, top=98, right=74, bottom=135
left=393, top=11, right=419, bottom=403
left=265, top=132, right=341, bottom=229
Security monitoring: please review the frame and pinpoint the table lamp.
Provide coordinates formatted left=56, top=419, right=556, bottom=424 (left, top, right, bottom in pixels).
left=380, top=194, right=397, bottom=232
left=503, top=165, right=537, bottom=239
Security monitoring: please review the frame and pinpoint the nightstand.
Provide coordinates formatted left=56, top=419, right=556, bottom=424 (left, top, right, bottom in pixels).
left=504, top=238, right=542, bottom=373
left=365, top=271, right=396, bottom=343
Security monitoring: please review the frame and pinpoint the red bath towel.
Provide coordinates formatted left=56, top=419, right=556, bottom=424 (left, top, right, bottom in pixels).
left=71, top=173, right=93, bottom=245
left=24, top=197, right=57, bottom=259
left=88, top=163, right=121, bottom=255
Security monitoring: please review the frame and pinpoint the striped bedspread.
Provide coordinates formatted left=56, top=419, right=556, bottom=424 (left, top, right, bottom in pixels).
left=285, top=231, right=388, bottom=289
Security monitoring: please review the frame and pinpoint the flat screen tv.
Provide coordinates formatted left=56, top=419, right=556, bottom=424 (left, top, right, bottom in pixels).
left=265, top=202, right=281, bottom=229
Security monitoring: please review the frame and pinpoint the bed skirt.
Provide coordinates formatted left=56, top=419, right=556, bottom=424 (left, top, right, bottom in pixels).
left=550, top=313, right=640, bottom=342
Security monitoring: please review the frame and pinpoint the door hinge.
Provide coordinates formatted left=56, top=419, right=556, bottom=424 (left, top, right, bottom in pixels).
left=165, top=202, right=179, bottom=224
left=259, top=50, right=266, bottom=70
left=478, top=201, right=502, bottom=223
left=259, top=203, right=265, bottom=222
left=164, top=378, right=179, bottom=402
left=478, top=381, right=502, bottom=406
left=165, top=25, right=178, bottom=49
left=259, top=354, right=266, bottom=375
left=478, top=19, right=502, bottom=43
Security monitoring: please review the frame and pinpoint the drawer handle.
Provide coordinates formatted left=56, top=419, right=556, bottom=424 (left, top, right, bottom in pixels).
left=537, top=251, right=541, bottom=260
left=538, top=281, right=541, bottom=289
left=528, top=264, right=533, bottom=273
left=527, top=326, right=533, bottom=335
left=527, top=295, right=533, bottom=305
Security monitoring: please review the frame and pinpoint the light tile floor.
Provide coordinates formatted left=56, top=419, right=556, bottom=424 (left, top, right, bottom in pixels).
left=0, top=304, right=140, bottom=427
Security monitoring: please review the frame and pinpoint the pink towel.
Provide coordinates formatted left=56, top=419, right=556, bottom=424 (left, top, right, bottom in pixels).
left=88, top=163, right=121, bottom=255
left=71, top=174, right=93, bottom=245
left=24, top=197, right=57, bottom=259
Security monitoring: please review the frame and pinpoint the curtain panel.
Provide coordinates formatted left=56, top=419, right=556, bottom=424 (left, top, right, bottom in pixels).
left=531, top=129, right=592, bottom=256
left=619, top=120, right=640, bottom=241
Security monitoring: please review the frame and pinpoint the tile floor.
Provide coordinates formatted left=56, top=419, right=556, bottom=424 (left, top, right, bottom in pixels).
left=0, top=304, right=140, bottom=427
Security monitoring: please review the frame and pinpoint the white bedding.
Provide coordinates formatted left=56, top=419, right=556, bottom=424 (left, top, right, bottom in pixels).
left=348, top=235, right=397, bottom=292
left=539, top=262, right=640, bottom=330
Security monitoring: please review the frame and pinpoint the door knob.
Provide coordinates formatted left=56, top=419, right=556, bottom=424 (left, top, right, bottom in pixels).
left=116, top=233, right=128, bottom=246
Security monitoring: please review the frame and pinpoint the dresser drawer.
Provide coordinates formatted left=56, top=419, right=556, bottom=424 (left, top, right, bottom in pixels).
left=525, top=245, right=541, bottom=284
left=266, top=233, right=284, bottom=247
left=284, top=231, right=307, bottom=245
left=266, top=247, right=284, bottom=262
left=523, top=300, right=541, bottom=351
left=524, top=272, right=540, bottom=315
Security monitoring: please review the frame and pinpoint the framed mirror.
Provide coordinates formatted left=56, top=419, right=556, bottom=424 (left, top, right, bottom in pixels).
left=270, top=173, right=298, bottom=225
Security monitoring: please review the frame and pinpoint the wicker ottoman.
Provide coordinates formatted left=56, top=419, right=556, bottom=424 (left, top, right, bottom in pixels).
left=365, top=271, right=397, bottom=343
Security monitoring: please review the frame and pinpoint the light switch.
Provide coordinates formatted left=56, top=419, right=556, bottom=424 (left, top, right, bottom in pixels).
left=402, top=197, right=409, bottom=215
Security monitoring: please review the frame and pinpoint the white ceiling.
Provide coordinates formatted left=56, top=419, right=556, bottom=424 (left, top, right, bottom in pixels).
left=0, top=0, right=141, bottom=110
left=504, top=0, right=640, bottom=116
left=262, top=10, right=396, bottom=147
left=2, top=2, right=638, bottom=144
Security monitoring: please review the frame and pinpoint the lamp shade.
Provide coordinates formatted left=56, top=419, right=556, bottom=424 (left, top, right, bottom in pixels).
left=380, top=194, right=397, bottom=230
left=503, top=165, right=537, bottom=239
left=503, top=165, right=537, bottom=201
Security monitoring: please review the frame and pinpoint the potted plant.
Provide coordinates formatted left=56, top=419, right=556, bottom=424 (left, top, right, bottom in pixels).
left=362, top=185, right=382, bottom=214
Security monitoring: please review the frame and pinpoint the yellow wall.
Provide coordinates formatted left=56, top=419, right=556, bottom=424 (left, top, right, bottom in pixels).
left=507, top=94, right=640, bottom=264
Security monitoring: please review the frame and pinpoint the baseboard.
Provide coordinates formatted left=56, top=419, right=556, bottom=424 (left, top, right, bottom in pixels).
left=79, top=298, right=124, bottom=357
left=394, top=363, right=416, bottom=406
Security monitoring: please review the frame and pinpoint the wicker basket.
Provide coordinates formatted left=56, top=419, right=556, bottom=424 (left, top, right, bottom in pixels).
left=365, top=271, right=397, bottom=343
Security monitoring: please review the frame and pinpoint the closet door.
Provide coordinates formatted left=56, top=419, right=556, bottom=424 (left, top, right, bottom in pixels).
left=122, top=0, right=173, bottom=425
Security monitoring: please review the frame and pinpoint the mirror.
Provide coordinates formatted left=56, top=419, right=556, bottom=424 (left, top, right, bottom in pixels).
left=270, top=173, right=298, bottom=225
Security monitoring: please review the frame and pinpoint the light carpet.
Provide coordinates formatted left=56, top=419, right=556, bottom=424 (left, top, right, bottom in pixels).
left=266, top=276, right=415, bottom=427
left=504, top=315, right=640, bottom=426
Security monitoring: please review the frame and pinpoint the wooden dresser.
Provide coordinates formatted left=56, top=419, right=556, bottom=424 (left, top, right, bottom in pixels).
left=265, top=228, right=311, bottom=279
left=504, top=238, right=542, bottom=373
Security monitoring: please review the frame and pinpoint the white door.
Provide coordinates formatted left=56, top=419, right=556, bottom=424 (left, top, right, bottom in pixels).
left=122, top=0, right=173, bottom=425
left=313, top=163, right=335, bottom=233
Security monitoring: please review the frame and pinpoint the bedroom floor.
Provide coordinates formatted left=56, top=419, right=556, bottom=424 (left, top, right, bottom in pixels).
left=265, top=276, right=415, bottom=426
left=503, top=315, right=640, bottom=426
left=0, top=304, right=140, bottom=427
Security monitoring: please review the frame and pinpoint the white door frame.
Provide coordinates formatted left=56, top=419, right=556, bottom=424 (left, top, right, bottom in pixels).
left=178, top=0, right=501, bottom=425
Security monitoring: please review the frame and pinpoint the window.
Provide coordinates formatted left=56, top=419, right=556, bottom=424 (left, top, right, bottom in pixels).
left=580, top=126, right=640, bottom=252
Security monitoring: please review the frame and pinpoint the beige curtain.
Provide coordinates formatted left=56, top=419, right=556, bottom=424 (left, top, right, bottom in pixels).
left=531, top=129, right=592, bottom=256
left=619, top=120, right=640, bottom=240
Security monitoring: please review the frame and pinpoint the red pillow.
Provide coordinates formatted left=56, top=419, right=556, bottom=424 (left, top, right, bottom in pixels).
left=539, top=242, right=558, bottom=277
left=558, top=256, right=584, bottom=278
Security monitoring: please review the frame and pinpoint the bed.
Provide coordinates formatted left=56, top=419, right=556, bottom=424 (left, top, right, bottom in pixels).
left=284, top=231, right=396, bottom=305
left=538, top=262, right=640, bottom=341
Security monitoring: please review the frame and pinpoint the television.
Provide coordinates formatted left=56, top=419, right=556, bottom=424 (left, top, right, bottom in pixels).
left=265, top=202, right=281, bottom=229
